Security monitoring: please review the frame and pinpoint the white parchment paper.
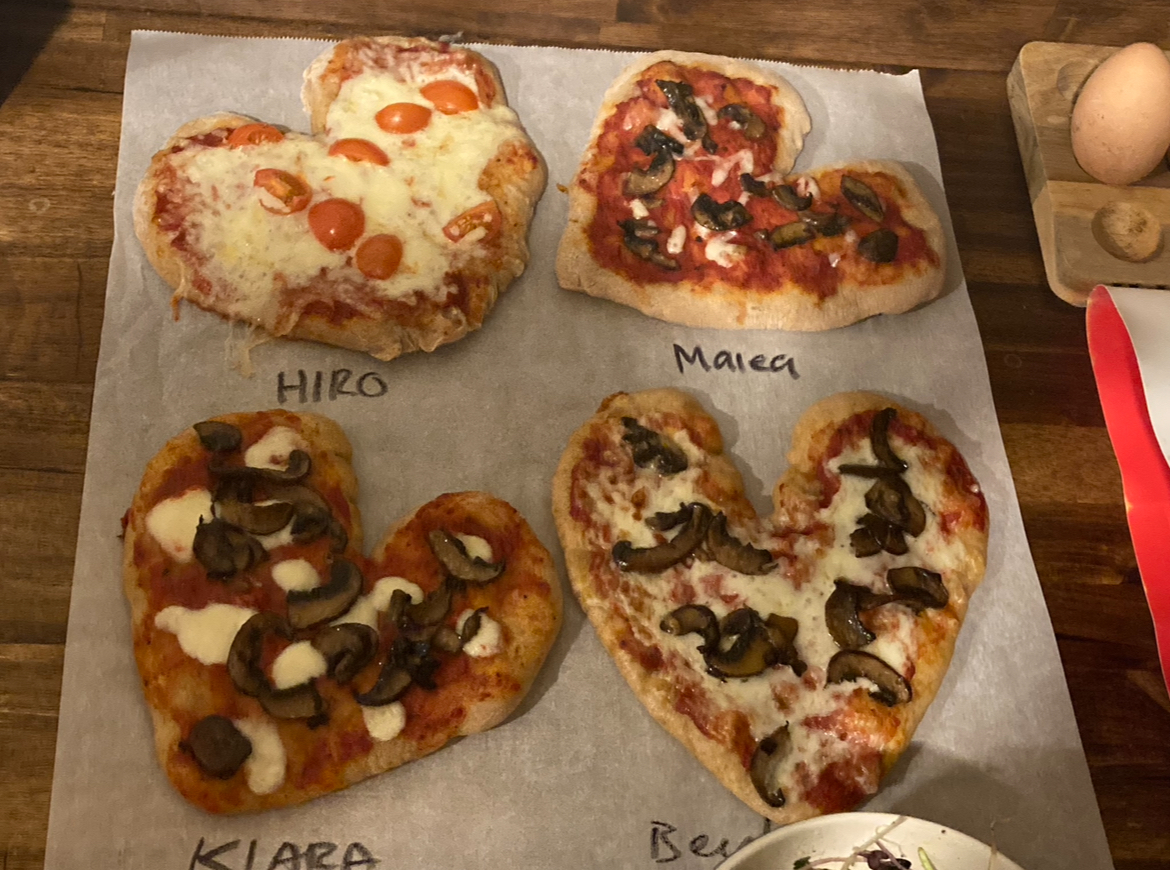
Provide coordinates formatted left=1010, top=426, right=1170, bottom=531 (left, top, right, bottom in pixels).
left=44, top=32, right=1112, bottom=870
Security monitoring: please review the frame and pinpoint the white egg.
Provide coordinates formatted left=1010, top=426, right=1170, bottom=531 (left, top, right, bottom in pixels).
left=1071, top=42, right=1170, bottom=186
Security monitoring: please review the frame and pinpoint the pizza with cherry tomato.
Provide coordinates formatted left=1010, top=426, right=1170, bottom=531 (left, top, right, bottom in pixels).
left=552, top=388, right=988, bottom=823
left=134, top=37, right=546, bottom=362
left=556, top=51, right=947, bottom=331
left=122, top=410, right=561, bottom=812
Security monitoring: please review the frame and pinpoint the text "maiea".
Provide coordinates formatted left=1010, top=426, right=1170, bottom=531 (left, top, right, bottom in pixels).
left=673, top=344, right=799, bottom=377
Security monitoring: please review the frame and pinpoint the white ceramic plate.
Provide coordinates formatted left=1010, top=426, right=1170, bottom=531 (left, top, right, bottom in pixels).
left=717, top=812, right=1026, bottom=870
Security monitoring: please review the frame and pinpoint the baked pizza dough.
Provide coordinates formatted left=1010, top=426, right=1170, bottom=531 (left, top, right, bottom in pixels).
left=123, top=410, right=562, bottom=812
left=552, top=388, right=987, bottom=822
left=135, top=37, right=546, bottom=362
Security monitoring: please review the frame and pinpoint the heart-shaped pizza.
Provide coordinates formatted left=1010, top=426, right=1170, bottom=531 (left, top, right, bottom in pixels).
left=134, top=37, right=546, bottom=362
left=122, top=410, right=561, bottom=812
left=552, top=389, right=987, bottom=822
left=556, top=51, right=946, bottom=330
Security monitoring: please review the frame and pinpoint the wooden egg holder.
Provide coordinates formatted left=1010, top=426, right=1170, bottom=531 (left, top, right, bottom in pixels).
left=1008, top=41, right=1170, bottom=306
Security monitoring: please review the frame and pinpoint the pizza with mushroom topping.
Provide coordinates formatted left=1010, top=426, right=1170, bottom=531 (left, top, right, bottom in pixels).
left=122, top=410, right=561, bottom=812
left=134, top=36, right=546, bottom=362
left=556, top=51, right=947, bottom=331
left=551, top=389, right=987, bottom=822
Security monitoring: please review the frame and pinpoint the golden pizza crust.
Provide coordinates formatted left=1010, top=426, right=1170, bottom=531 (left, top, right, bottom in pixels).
left=134, top=37, right=546, bottom=363
left=557, top=50, right=947, bottom=332
left=124, top=412, right=561, bottom=813
left=552, top=388, right=988, bottom=823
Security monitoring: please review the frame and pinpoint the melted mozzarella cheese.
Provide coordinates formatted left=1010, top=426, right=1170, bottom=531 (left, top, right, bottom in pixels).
left=704, top=234, right=745, bottom=268
left=334, top=576, right=424, bottom=629
left=454, top=533, right=493, bottom=564
left=154, top=603, right=256, bottom=665
left=233, top=718, right=286, bottom=794
left=170, top=65, right=531, bottom=328
left=271, top=558, right=321, bottom=592
left=456, top=609, right=503, bottom=657
left=666, top=225, right=687, bottom=255
left=361, top=702, right=406, bottom=741
left=145, top=488, right=213, bottom=563
left=270, top=640, right=328, bottom=689
left=244, top=426, right=307, bottom=469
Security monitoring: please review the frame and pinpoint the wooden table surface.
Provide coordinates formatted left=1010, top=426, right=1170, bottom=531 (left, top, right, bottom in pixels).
left=2, top=2, right=1169, bottom=868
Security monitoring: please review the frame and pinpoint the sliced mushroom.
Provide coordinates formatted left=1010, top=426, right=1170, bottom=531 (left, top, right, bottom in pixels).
left=705, top=513, right=774, bottom=574
left=802, top=210, right=849, bottom=237
left=825, top=580, right=877, bottom=649
left=407, top=578, right=453, bottom=627
left=312, top=623, right=380, bottom=684
left=858, top=228, right=899, bottom=264
left=763, top=221, right=816, bottom=250
left=717, top=103, right=765, bottom=140
left=433, top=624, right=465, bottom=654
left=621, top=417, right=688, bottom=475
left=227, top=612, right=291, bottom=698
left=397, top=638, right=442, bottom=690
left=656, top=80, right=707, bottom=142
left=870, top=408, right=908, bottom=471
left=263, top=482, right=334, bottom=545
left=838, top=463, right=901, bottom=480
left=771, top=184, right=813, bottom=212
left=692, top=193, right=751, bottom=232
left=215, top=498, right=295, bottom=536
left=865, top=476, right=925, bottom=536
left=193, top=517, right=267, bottom=579
left=625, top=150, right=675, bottom=197
left=659, top=603, right=720, bottom=650
left=852, top=512, right=908, bottom=556
left=763, top=613, right=806, bottom=676
left=354, top=657, right=412, bottom=706
left=182, top=715, right=252, bottom=779
left=646, top=503, right=693, bottom=532
left=427, top=530, right=504, bottom=584
left=286, top=558, right=364, bottom=630
left=826, top=650, right=912, bottom=706
left=386, top=588, right=411, bottom=626
left=211, top=449, right=312, bottom=485
left=705, top=609, right=779, bottom=679
left=613, top=502, right=711, bottom=573
left=620, top=222, right=679, bottom=270
left=194, top=421, right=242, bottom=454
left=739, top=173, right=770, bottom=197
left=887, top=566, right=948, bottom=609
left=260, top=682, right=326, bottom=720
left=841, top=175, right=885, bottom=222
left=749, top=724, right=791, bottom=808
left=635, top=125, right=685, bottom=157
left=459, top=608, right=487, bottom=646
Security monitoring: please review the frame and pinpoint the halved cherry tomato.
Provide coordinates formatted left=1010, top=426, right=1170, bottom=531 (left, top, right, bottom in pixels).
left=375, top=103, right=432, bottom=134
left=421, top=80, right=479, bottom=115
left=328, top=138, right=390, bottom=166
left=308, top=199, right=365, bottom=251
left=355, top=234, right=404, bottom=280
left=253, top=169, right=311, bottom=215
left=227, top=123, right=284, bottom=148
left=443, top=201, right=502, bottom=243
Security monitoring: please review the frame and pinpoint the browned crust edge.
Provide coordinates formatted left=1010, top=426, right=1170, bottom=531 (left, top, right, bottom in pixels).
left=551, top=388, right=988, bottom=823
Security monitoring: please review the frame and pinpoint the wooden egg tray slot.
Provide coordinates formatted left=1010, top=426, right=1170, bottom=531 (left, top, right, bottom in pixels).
left=1008, top=41, right=1170, bottom=306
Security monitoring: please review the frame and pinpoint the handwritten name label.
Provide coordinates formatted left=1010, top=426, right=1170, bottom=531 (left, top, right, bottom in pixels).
left=188, top=838, right=377, bottom=870
left=650, top=818, right=772, bottom=863
left=276, top=369, right=389, bottom=405
left=673, top=344, right=799, bottom=378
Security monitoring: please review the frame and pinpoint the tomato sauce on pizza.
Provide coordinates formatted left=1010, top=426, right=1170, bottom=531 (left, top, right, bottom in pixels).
left=553, top=388, right=988, bottom=824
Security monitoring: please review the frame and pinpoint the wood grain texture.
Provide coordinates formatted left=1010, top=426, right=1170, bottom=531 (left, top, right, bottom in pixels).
left=2, top=2, right=1169, bottom=867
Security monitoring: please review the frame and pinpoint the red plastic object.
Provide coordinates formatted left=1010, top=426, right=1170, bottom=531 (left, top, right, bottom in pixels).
left=1086, top=285, right=1170, bottom=690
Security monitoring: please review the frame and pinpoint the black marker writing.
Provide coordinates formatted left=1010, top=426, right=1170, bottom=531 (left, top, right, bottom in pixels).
left=649, top=817, right=772, bottom=863
left=277, top=369, right=389, bottom=404
left=188, top=838, right=377, bottom=870
left=673, top=344, right=798, bottom=377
